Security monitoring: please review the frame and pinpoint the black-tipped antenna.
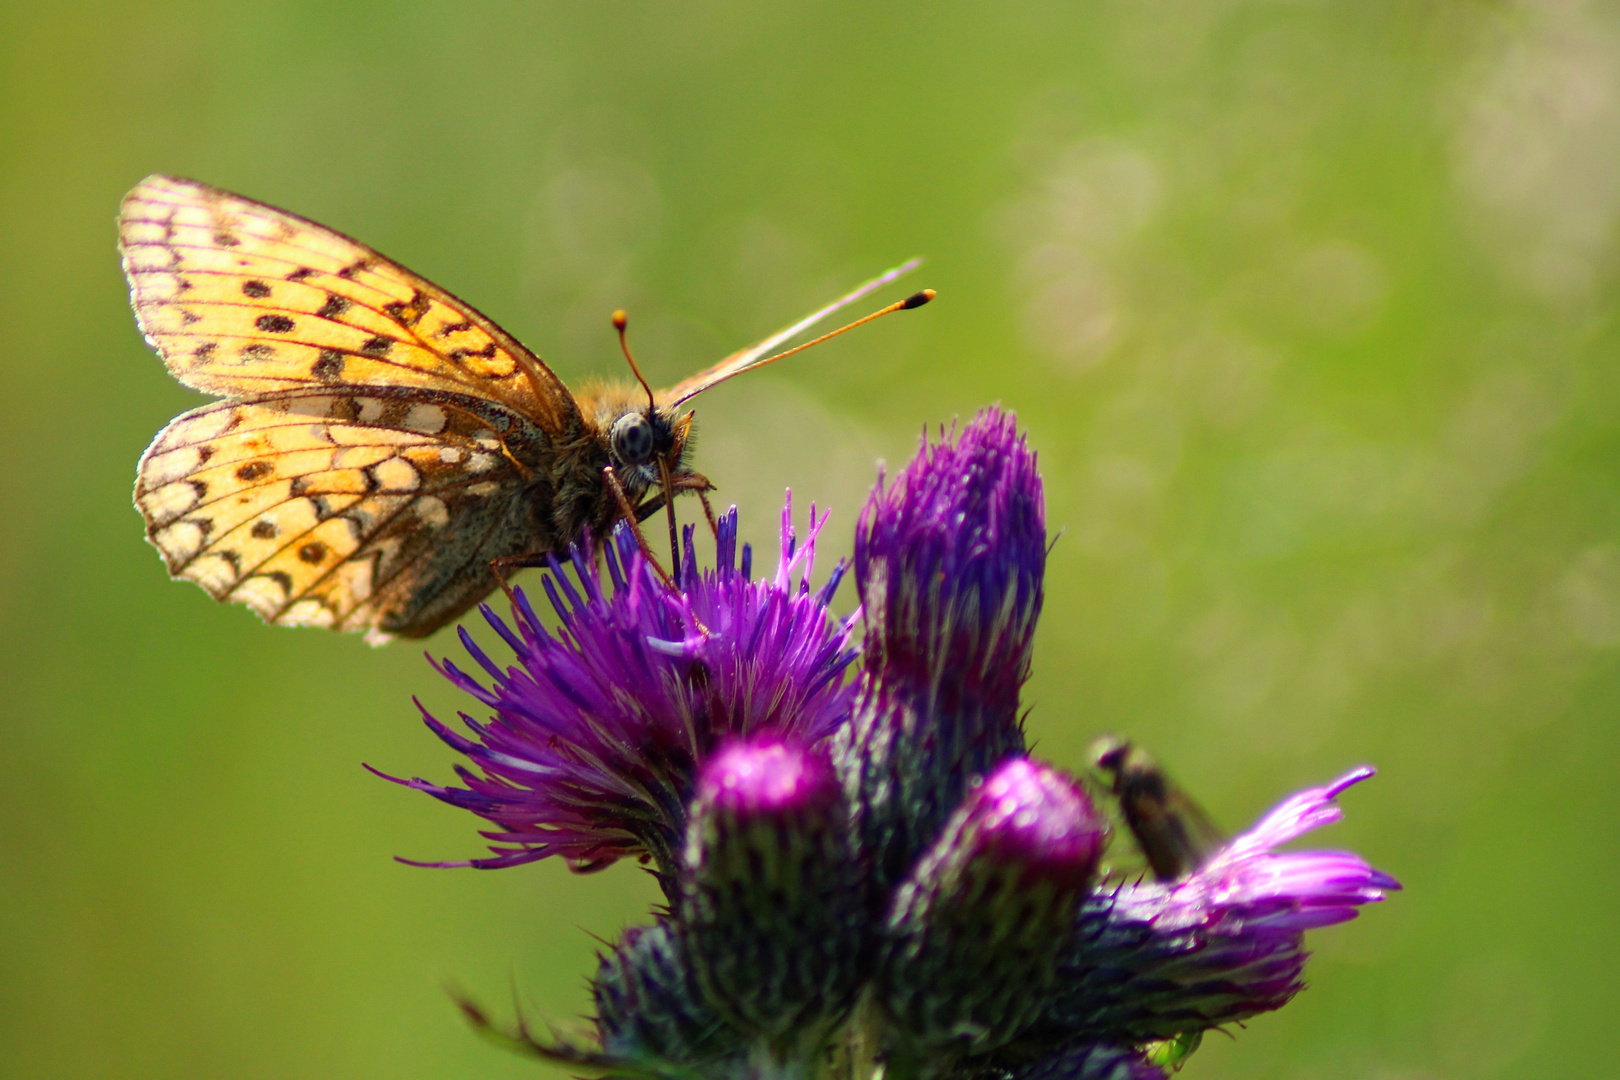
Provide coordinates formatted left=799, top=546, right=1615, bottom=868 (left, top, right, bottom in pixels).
left=741, top=289, right=935, bottom=375
left=612, top=309, right=657, bottom=411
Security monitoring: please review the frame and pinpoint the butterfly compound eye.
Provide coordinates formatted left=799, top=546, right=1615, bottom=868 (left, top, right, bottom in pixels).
left=610, top=412, right=656, bottom=466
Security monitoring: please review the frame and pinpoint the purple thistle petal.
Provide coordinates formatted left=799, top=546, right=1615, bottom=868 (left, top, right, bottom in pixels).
left=679, top=737, right=866, bottom=1045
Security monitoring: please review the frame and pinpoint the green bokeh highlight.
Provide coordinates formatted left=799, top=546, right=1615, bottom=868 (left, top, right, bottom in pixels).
left=2, top=3, right=1616, bottom=1078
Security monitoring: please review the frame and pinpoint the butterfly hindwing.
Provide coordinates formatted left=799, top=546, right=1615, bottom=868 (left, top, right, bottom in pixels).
left=136, top=388, right=553, bottom=641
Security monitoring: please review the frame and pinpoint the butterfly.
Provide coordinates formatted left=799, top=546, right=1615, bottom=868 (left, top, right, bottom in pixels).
left=120, top=175, right=929, bottom=643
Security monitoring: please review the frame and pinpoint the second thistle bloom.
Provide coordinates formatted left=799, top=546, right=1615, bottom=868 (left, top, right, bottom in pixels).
left=379, top=501, right=856, bottom=881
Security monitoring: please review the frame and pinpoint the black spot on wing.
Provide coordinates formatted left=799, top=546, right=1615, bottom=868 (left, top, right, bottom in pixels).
left=316, top=294, right=351, bottom=319
left=360, top=335, right=394, bottom=355
left=241, top=280, right=272, bottom=298
left=256, top=314, right=295, bottom=333
left=251, top=520, right=278, bottom=539
left=312, top=350, right=345, bottom=381
left=236, top=461, right=272, bottom=481
left=447, top=342, right=498, bottom=363
left=382, top=290, right=431, bottom=329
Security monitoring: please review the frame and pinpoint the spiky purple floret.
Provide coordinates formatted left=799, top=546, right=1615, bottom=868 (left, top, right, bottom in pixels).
left=374, top=498, right=858, bottom=878
left=1025, top=769, right=1399, bottom=1045
left=958, top=758, right=1108, bottom=889
left=697, top=738, right=841, bottom=816
left=855, top=406, right=1045, bottom=710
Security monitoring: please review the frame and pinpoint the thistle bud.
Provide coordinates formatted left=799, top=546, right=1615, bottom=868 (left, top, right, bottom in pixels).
left=594, top=920, right=739, bottom=1065
left=679, top=738, right=866, bottom=1047
left=837, top=408, right=1047, bottom=894
left=878, top=758, right=1105, bottom=1057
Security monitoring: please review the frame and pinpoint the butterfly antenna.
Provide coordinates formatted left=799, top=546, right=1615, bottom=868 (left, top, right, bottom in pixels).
left=612, top=309, right=657, bottom=412
left=743, top=288, right=935, bottom=375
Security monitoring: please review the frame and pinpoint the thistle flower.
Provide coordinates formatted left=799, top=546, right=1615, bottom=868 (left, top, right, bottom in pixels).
left=679, top=737, right=865, bottom=1048
left=389, top=407, right=1396, bottom=1080
left=836, top=409, right=1047, bottom=894
left=374, top=499, right=857, bottom=881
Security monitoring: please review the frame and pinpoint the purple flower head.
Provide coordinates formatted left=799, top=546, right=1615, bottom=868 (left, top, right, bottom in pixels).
left=381, top=407, right=1399, bottom=1080
left=837, top=407, right=1048, bottom=894
left=966, top=758, right=1110, bottom=887
left=1024, top=768, right=1399, bottom=1047
left=374, top=497, right=857, bottom=881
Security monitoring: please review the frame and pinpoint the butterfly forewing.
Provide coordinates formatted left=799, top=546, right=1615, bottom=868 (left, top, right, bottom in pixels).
left=119, top=176, right=578, bottom=427
left=119, top=175, right=603, bottom=640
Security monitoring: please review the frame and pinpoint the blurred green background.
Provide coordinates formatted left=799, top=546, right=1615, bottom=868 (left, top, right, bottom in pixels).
left=3, top=2, right=1617, bottom=1077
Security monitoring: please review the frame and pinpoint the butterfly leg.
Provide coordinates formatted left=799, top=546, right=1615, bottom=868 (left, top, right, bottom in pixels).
left=697, top=490, right=720, bottom=539
left=487, top=551, right=556, bottom=610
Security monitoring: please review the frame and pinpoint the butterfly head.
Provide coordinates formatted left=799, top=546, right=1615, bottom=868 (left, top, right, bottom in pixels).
left=607, top=404, right=691, bottom=483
